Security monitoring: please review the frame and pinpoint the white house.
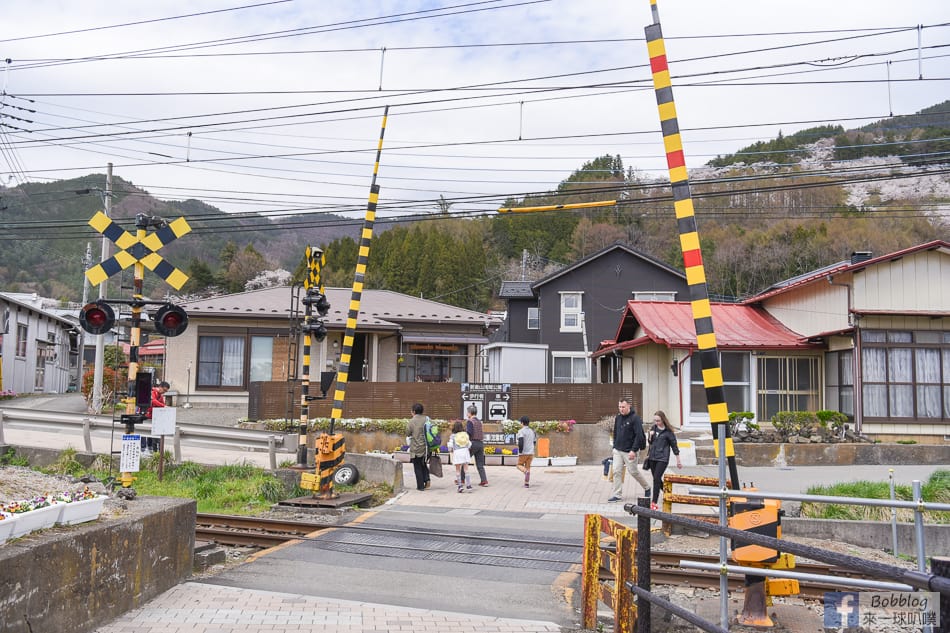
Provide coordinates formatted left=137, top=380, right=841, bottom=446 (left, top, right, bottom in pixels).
left=0, top=293, right=78, bottom=394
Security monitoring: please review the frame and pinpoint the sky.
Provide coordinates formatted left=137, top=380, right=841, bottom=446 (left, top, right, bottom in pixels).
left=1, top=0, right=947, bottom=220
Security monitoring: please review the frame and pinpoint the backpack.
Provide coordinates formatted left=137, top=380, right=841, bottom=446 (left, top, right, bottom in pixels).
left=424, top=417, right=441, bottom=449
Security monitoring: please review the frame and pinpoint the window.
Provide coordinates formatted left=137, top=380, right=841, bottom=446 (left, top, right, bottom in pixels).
left=15, top=323, right=27, bottom=357
left=757, top=356, right=821, bottom=421
left=861, top=329, right=950, bottom=420
left=632, top=291, right=677, bottom=301
left=559, top=292, right=582, bottom=332
left=690, top=352, right=750, bottom=414
left=198, top=329, right=286, bottom=388
left=552, top=353, right=590, bottom=383
left=825, top=350, right=854, bottom=419
left=198, top=336, right=245, bottom=387
left=527, top=307, right=539, bottom=330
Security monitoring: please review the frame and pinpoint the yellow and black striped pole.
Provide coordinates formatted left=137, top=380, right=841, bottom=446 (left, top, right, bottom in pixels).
left=645, top=3, right=743, bottom=628
left=643, top=1, right=739, bottom=491
left=302, top=105, right=389, bottom=498
left=295, top=246, right=325, bottom=468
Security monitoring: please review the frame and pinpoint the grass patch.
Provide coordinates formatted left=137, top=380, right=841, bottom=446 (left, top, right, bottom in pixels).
left=0, top=447, right=29, bottom=467
left=8, top=449, right=412, bottom=514
left=802, top=470, right=949, bottom=524
left=102, top=458, right=291, bottom=515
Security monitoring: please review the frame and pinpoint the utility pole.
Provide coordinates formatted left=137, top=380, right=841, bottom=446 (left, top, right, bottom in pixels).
left=91, top=163, right=112, bottom=414
left=76, top=242, right=92, bottom=390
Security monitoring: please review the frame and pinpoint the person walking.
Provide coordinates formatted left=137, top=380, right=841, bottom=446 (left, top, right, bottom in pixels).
left=448, top=420, right=472, bottom=492
left=407, top=403, right=430, bottom=491
left=608, top=398, right=651, bottom=502
left=465, top=405, right=488, bottom=486
left=515, top=415, right=536, bottom=488
left=645, top=410, right=682, bottom=510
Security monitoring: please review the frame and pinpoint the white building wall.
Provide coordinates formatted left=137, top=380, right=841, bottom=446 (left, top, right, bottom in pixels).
left=484, top=343, right=547, bottom=383
left=762, top=281, right=850, bottom=337
left=853, top=250, right=950, bottom=313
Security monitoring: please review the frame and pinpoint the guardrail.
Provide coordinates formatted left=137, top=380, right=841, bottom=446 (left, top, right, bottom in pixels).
left=0, top=407, right=292, bottom=470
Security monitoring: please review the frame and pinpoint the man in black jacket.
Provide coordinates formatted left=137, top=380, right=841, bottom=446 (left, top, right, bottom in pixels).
left=608, top=398, right=651, bottom=502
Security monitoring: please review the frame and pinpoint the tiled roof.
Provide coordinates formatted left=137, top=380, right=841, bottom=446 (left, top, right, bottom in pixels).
left=595, top=301, right=816, bottom=355
left=499, top=280, right=535, bottom=298
left=180, top=286, right=493, bottom=330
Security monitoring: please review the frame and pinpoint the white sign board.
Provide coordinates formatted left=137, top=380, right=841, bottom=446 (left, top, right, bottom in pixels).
left=120, top=434, right=141, bottom=472
left=151, top=407, right=177, bottom=436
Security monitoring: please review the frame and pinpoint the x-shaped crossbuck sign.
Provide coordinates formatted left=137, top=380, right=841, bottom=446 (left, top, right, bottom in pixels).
left=85, top=211, right=192, bottom=290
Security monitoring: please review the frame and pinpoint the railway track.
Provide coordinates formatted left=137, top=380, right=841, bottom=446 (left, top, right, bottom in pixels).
left=194, top=513, right=878, bottom=598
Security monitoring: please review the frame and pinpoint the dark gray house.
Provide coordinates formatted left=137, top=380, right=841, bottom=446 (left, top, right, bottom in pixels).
left=490, top=243, right=688, bottom=383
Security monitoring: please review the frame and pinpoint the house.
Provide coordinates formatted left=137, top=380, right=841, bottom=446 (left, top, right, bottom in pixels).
left=593, top=240, right=950, bottom=442
left=163, top=286, right=497, bottom=409
left=493, top=243, right=688, bottom=383
left=0, top=292, right=78, bottom=394
left=593, top=301, right=823, bottom=429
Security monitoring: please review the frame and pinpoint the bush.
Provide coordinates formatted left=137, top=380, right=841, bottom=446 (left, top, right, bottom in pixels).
left=728, top=411, right=758, bottom=435
left=771, top=411, right=817, bottom=440
left=771, top=410, right=848, bottom=441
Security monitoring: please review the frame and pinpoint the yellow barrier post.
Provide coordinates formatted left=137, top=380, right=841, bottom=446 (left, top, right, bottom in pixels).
left=581, top=514, right=637, bottom=633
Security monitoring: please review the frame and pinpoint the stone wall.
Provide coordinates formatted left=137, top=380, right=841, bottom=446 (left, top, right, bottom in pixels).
left=729, top=442, right=950, bottom=467
left=0, top=496, right=195, bottom=633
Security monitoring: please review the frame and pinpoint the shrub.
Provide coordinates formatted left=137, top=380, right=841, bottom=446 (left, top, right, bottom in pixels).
left=728, top=411, right=758, bottom=434
left=771, top=411, right=817, bottom=440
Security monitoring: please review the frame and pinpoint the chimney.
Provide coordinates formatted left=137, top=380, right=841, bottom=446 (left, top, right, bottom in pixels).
left=850, top=251, right=872, bottom=265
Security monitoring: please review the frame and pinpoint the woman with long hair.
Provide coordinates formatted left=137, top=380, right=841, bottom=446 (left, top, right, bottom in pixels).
left=645, top=410, right=682, bottom=510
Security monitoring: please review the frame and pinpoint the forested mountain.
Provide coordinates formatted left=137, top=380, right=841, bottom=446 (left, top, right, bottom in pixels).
left=1, top=105, right=947, bottom=309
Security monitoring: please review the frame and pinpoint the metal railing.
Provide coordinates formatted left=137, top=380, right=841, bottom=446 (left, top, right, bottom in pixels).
left=623, top=500, right=950, bottom=633
left=0, top=407, right=291, bottom=470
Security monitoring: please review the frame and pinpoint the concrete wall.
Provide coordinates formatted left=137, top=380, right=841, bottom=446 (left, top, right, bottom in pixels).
left=729, top=443, right=950, bottom=467
left=0, top=496, right=195, bottom=633
left=783, top=518, right=949, bottom=559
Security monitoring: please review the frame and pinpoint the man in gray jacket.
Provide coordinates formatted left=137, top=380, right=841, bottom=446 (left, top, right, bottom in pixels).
left=407, top=402, right=430, bottom=490
left=608, top=398, right=651, bottom=502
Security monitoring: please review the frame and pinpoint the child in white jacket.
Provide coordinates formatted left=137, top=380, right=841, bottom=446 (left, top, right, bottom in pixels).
left=447, top=420, right=472, bottom=492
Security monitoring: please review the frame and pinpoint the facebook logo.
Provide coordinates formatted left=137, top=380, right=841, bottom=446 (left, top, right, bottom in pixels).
left=824, top=592, right=860, bottom=629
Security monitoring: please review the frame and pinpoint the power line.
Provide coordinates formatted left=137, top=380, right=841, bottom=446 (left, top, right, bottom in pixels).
left=0, top=1, right=294, bottom=44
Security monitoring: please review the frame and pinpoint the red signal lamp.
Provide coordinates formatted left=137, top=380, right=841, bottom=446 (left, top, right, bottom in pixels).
left=79, top=301, right=116, bottom=335
left=153, top=304, right=189, bottom=337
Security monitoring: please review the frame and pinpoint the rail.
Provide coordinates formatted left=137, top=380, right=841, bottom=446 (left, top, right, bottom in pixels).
left=0, top=407, right=291, bottom=470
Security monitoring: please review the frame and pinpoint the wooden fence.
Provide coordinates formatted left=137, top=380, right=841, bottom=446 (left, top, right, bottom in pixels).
left=248, top=381, right=642, bottom=423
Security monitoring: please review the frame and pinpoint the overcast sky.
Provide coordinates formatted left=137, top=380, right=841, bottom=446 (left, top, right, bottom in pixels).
left=1, top=1, right=946, bottom=219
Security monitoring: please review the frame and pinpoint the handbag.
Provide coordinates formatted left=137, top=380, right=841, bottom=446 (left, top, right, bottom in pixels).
left=642, top=458, right=654, bottom=471
left=427, top=453, right=444, bottom=478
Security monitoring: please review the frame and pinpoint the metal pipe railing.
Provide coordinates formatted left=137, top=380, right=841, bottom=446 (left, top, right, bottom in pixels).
left=0, top=407, right=288, bottom=467
left=623, top=503, right=950, bottom=596
left=687, top=486, right=950, bottom=512
left=625, top=581, right=729, bottom=633
left=679, top=561, right=914, bottom=591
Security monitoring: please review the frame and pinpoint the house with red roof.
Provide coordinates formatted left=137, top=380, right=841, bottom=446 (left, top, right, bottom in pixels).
left=593, top=240, right=950, bottom=442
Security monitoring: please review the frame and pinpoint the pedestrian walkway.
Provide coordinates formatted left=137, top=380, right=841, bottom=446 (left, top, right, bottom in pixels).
left=93, top=582, right=562, bottom=633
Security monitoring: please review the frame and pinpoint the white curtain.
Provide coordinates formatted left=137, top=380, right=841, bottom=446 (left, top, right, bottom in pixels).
left=221, top=337, right=244, bottom=386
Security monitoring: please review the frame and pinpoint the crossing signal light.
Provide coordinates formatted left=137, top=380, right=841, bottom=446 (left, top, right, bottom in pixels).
left=153, top=304, right=189, bottom=337
left=303, top=289, right=330, bottom=317
left=303, top=320, right=327, bottom=342
left=79, top=301, right=115, bottom=335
